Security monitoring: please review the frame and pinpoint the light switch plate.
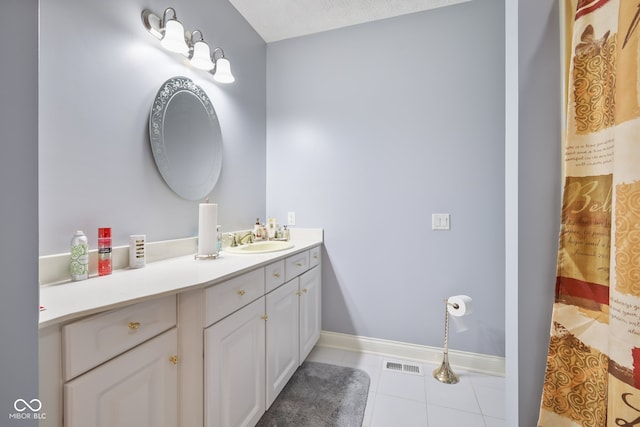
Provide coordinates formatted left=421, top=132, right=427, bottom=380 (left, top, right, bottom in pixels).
left=287, top=211, right=296, bottom=226
left=432, top=213, right=450, bottom=230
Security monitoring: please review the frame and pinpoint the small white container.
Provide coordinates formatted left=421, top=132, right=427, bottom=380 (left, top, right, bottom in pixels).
left=129, top=234, right=146, bottom=269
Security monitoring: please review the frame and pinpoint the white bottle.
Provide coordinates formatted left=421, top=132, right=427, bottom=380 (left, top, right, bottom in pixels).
left=254, top=218, right=262, bottom=239
left=70, top=230, right=89, bottom=281
left=267, top=217, right=277, bottom=239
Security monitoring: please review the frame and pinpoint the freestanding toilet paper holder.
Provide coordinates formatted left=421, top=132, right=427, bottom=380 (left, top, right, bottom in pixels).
left=433, top=299, right=460, bottom=384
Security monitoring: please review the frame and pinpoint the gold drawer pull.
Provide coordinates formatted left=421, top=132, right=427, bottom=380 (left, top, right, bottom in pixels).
left=169, top=355, right=179, bottom=365
left=261, top=315, right=268, bottom=321
left=296, top=262, right=303, bottom=267
left=128, top=322, right=141, bottom=330
left=273, top=272, right=281, bottom=278
left=313, top=254, right=319, bottom=259
left=237, top=290, right=246, bottom=296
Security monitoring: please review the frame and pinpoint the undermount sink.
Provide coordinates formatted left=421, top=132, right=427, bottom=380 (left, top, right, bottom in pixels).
left=225, top=241, right=294, bottom=254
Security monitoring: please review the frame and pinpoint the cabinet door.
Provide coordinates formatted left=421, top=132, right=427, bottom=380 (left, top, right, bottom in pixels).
left=64, top=328, right=178, bottom=427
left=299, top=266, right=322, bottom=363
left=205, top=297, right=266, bottom=427
left=265, top=279, right=300, bottom=408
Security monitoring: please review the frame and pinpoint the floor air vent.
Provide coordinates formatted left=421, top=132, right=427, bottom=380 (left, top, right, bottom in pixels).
left=383, top=360, right=423, bottom=376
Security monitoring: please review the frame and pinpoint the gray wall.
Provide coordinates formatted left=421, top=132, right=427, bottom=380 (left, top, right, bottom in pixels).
left=266, top=0, right=506, bottom=356
left=505, top=0, right=561, bottom=425
left=39, top=0, right=267, bottom=256
left=0, top=1, right=39, bottom=425
left=514, top=0, right=561, bottom=425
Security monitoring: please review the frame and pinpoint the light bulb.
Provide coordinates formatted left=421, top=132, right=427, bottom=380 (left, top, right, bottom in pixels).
left=213, top=57, right=235, bottom=83
left=161, top=19, right=189, bottom=55
left=191, top=40, right=215, bottom=70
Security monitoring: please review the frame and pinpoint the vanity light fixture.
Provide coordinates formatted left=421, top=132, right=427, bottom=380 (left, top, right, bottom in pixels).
left=211, top=48, right=235, bottom=83
left=190, top=30, right=215, bottom=71
left=159, top=8, right=189, bottom=55
left=142, top=7, right=235, bottom=83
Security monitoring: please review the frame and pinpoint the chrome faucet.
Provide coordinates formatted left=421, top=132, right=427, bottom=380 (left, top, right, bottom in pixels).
left=235, top=231, right=254, bottom=246
left=220, top=232, right=236, bottom=248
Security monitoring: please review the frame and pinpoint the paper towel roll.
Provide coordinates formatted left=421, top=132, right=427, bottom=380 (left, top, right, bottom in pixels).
left=198, top=202, right=218, bottom=255
left=447, top=295, right=473, bottom=317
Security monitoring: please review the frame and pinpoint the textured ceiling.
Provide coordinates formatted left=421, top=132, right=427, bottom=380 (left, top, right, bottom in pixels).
left=227, top=0, right=471, bottom=43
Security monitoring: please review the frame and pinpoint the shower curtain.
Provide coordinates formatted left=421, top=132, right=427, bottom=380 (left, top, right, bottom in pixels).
left=538, top=0, right=640, bottom=426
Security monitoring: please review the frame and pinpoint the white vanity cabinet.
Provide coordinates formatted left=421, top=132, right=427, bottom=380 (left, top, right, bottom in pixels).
left=298, top=265, right=322, bottom=362
left=265, top=250, right=322, bottom=408
left=205, top=297, right=266, bottom=427
left=265, top=279, right=300, bottom=408
left=309, top=245, right=321, bottom=269
left=203, top=246, right=322, bottom=426
left=39, top=236, right=323, bottom=427
left=64, top=329, right=178, bottom=427
left=203, top=269, right=266, bottom=427
left=62, top=295, right=178, bottom=427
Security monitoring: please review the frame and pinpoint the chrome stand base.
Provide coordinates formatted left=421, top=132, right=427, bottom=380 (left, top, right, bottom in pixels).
left=433, top=353, right=459, bottom=384
left=194, top=253, right=219, bottom=260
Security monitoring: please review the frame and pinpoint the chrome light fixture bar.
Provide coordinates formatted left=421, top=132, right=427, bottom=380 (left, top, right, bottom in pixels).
left=142, top=7, right=235, bottom=83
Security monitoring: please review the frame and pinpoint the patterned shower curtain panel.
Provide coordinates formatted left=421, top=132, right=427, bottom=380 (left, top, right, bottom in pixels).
left=538, top=0, right=640, bottom=426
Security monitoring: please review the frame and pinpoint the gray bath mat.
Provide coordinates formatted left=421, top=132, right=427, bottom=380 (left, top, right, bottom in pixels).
left=256, top=361, right=370, bottom=427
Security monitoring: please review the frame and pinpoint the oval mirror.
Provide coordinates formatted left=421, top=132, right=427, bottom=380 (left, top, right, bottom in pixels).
left=149, top=76, right=222, bottom=200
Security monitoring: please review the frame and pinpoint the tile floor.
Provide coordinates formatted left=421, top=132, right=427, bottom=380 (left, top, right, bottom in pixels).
left=306, top=346, right=505, bottom=427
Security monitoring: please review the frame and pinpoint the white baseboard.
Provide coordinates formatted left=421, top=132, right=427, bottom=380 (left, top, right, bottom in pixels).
left=317, top=331, right=505, bottom=377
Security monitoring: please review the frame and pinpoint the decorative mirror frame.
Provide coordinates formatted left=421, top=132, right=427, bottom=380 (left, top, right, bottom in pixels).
left=149, top=76, right=223, bottom=200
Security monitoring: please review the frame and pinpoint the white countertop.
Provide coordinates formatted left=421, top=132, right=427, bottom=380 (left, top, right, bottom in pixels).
left=39, top=233, right=322, bottom=328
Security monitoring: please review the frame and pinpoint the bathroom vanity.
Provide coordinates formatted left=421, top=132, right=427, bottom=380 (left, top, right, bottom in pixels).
left=38, top=230, right=322, bottom=427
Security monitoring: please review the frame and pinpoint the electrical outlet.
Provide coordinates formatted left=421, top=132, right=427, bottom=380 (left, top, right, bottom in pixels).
left=432, top=213, right=450, bottom=230
left=287, top=211, right=296, bottom=226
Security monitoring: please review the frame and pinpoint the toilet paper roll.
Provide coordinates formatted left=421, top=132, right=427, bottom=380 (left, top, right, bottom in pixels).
left=198, top=202, right=218, bottom=255
left=447, top=295, right=473, bottom=317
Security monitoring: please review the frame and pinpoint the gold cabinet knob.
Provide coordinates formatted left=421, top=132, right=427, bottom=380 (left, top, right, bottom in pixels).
left=273, top=272, right=280, bottom=278
left=296, top=291, right=302, bottom=296
left=237, top=290, right=246, bottom=296
left=302, top=288, right=308, bottom=293
left=128, top=322, right=141, bottom=330
left=261, top=315, right=268, bottom=321
left=169, top=355, right=179, bottom=365
left=296, top=262, right=303, bottom=267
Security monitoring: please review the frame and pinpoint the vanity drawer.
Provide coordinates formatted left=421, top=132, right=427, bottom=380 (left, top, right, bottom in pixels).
left=205, top=268, right=265, bottom=327
left=62, top=294, right=176, bottom=381
left=309, top=246, right=321, bottom=268
left=265, top=260, right=285, bottom=293
left=285, top=250, right=310, bottom=282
